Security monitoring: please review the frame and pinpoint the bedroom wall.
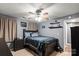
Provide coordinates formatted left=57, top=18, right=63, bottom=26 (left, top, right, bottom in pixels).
left=38, top=20, right=64, bottom=49
left=17, top=18, right=37, bottom=39
left=17, top=18, right=28, bottom=39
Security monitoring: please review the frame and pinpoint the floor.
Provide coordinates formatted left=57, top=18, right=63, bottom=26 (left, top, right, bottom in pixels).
left=11, top=44, right=71, bottom=56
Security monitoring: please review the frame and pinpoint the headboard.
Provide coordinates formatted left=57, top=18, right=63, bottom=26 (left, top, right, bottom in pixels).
left=23, top=29, right=38, bottom=39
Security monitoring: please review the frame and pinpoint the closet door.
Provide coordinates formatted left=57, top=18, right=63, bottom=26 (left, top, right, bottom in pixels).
left=71, top=26, right=79, bottom=56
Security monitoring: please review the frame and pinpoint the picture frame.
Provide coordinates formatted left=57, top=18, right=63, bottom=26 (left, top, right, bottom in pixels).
left=21, top=22, right=27, bottom=27
left=42, top=25, right=45, bottom=28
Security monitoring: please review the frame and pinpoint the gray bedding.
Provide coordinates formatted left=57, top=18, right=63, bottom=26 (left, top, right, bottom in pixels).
left=24, top=34, right=60, bottom=55
left=25, top=36, right=58, bottom=50
left=26, top=36, right=58, bottom=43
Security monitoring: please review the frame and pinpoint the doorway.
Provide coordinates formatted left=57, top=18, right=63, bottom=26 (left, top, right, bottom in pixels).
left=64, top=19, right=79, bottom=56
left=64, top=19, right=79, bottom=45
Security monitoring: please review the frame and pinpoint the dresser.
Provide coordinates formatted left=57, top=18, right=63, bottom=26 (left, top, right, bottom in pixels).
left=0, top=38, right=12, bottom=56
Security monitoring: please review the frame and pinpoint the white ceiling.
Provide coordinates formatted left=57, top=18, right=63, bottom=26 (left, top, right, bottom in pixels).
left=0, top=3, right=79, bottom=19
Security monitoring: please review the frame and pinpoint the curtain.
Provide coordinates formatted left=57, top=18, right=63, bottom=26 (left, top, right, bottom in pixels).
left=0, top=16, right=17, bottom=43
left=13, top=19, right=17, bottom=41
left=8, top=18, right=13, bottom=42
left=0, top=16, right=5, bottom=38
left=5, top=17, right=9, bottom=42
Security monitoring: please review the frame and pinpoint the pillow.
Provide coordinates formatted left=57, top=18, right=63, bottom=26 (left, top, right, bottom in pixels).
left=31, top=32, right=38, bottom=37
left=25, top=32, right=31, bottom=38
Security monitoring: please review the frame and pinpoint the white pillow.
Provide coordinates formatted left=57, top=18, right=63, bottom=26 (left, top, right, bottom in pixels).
left=32, top=32, right=38, bottom=37
left=25, top=32, right=31, bottom=38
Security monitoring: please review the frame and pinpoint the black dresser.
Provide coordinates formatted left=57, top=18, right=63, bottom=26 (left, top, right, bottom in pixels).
left=0, top=38, right=12, bottom=56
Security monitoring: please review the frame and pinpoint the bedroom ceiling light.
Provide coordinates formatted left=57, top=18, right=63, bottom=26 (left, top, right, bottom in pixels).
left=35, top=16, right=42, bottom=22
left=68, top=16, right=72, bottom=19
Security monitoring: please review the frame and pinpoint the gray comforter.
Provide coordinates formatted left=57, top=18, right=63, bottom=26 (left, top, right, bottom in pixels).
left=25, top=36, right=58, bottom=51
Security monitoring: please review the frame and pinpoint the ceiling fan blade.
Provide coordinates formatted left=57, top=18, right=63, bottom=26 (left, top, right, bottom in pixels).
left=28, top=12, right=35, bottom=14
left=25, top=11, right=36, bottom=16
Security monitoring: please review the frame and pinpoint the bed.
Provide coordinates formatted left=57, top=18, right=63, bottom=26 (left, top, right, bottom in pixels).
left=23, top=29, right=62, bottom=56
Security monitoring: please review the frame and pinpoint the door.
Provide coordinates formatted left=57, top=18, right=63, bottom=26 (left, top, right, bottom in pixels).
left=71, top=26, right=79, bottom=56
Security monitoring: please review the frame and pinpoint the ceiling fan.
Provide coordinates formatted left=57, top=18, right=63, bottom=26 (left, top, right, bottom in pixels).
left=23, top=3, right=54, bottom=19
left=26, top=8, right=44, bottom=17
